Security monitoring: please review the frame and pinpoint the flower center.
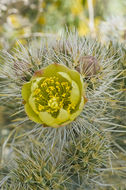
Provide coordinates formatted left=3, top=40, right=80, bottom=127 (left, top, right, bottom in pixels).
left=48, top=97, right=59, bottom=109
left=33, top=76, right=76, bottom=117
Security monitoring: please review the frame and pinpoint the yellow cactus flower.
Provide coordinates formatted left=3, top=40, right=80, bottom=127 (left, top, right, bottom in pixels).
left=22, top=64, right=86, bottom=128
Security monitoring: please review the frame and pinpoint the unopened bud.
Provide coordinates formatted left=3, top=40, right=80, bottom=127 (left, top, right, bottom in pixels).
left=75, top=56, right=100, bottom=78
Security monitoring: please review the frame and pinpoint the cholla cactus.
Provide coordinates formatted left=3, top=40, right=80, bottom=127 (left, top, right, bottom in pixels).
left=63, top=130, right=110, bottom=187
left=0, top=32, right=124, bottom=189
left=0, top=140, right=68, bottom=190
left=0, top=130, right=111, bottom=190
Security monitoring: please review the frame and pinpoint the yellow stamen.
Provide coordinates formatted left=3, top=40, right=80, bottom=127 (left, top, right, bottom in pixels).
left=34, top=88, right=40, bottom=95
left=34, top=76, right=73, bottom=114
left=38, top=104, right=44, bottom=111
left=48, top=97, right=59, bottom=109
left=62, top=93, right=66, bottom=97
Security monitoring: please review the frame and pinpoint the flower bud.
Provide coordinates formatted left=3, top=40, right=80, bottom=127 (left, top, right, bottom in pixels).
left=75, top=55, right=100, bottom=78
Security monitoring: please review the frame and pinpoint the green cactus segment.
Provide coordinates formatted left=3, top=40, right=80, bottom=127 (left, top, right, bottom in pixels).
left=22, top=63, right=85, bottom=127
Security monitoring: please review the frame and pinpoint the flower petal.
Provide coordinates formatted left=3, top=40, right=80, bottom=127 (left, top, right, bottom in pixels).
left=31, top=77, right=44, bottom=92
left=58, top=72, right=72, bottom=82
left=41, top=63, right=61, bottom=77
left=29, top=95, right=39, bottom=114
left=56, top=108, right=70, bottom=124
left=70, top=80, right=80, bottom=105
left=39, top=112, right=57, bottom=127
left=25, top=103, right=42, bottom=123
left=70, top=97, right=84, bottom=121
left=39, top=109, right=70, bottom=128
left=42, top=63, right=84, bottom=95
left=32, top=69, right=44, bottom=79
left=68, top=69, right=83, bottom=96
left=22, top=82, right=31, bottom=101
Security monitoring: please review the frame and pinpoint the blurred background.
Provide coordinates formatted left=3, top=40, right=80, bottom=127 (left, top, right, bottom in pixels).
left=0, top=0, right=126, bottom=51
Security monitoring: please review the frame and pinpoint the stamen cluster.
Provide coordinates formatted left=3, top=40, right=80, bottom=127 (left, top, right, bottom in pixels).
left=34, top=76, right=76, bottom=117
